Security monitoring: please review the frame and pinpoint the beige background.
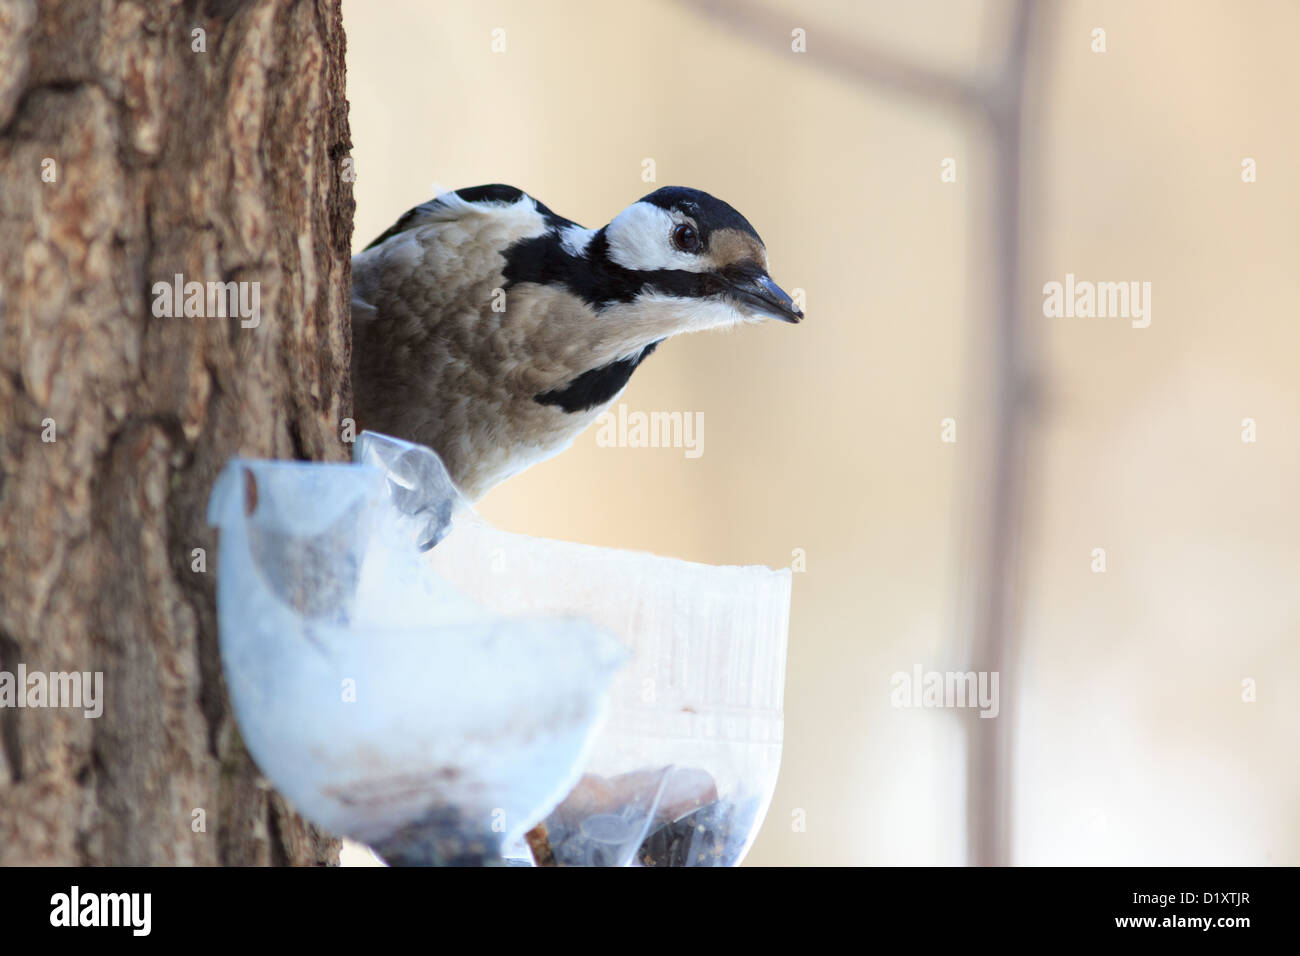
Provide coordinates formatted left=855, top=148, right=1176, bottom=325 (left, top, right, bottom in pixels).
left=342, top=0, right=1299, bottom=865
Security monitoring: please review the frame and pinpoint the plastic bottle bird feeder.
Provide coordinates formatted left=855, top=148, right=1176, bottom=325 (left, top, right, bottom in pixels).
left=426, top=510, right=791, bottom=867
left=208, top=431, right=791, bottom=866
left=206, top=436, right=625, bottom=865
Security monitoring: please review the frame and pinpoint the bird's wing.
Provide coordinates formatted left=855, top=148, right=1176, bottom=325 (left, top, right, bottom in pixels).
left=361, top=184, right=576, bottom=251
left=361, top=199, right=445, bottom=250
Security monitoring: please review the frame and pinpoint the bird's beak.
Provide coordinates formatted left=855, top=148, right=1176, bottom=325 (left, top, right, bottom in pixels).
left=728, top=272, right=803, bottom=324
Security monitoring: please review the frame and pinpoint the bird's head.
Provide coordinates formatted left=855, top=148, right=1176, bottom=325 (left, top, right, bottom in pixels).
left=593, top=186, right=803, bottom=333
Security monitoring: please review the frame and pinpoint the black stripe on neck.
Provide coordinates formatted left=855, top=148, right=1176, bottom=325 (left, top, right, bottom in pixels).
left=534, top=341, right=662, bottom=414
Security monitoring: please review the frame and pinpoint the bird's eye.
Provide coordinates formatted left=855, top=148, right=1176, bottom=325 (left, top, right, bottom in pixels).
left=672, top=223, right=701, bottom=254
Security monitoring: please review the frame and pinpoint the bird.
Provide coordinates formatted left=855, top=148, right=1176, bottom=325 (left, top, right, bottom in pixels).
left=350, top=184, right=802, bottom=501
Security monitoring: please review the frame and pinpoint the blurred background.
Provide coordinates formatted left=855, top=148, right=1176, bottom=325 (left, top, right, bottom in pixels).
left=342, top=0, right=1299, bottom=865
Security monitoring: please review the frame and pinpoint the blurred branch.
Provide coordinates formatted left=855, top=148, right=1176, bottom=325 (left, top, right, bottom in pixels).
left=674, top=0, right=1048, bottom=866
left=966, top=0, right=1039, bottom=870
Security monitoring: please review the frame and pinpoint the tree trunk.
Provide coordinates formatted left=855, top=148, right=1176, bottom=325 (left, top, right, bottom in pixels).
left=0, top=0, right=353, bottom=865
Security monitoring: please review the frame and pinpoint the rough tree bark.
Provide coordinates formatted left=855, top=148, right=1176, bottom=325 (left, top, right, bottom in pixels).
left=0, top=0, right=353, bottom=864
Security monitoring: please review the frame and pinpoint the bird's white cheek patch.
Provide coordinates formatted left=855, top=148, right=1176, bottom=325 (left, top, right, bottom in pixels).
left=605, top=202, right=710, bottom=273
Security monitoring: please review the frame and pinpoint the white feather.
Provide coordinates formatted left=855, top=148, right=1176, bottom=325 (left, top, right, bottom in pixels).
left=559, top=223, right=597, bottom=257
left=605, top=202, right=710, bottom=273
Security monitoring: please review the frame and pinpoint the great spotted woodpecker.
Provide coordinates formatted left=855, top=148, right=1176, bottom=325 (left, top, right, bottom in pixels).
left=351, top=185, right=802, bottom=500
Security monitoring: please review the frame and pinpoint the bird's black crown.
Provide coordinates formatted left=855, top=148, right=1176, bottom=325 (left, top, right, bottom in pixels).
left=638, top=186, right=763, bottom=245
